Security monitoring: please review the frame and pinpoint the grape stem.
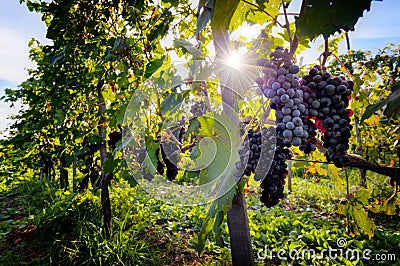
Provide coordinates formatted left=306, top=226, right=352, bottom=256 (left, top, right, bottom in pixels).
left=285, top=0, right=304, bottom=61
left=331, top=53, right=354, bottom=79
left=354, top=115, right=367, bottom=187
left=387, top=182, right=398, bottom=202
left=321, top=39, right=332, bottom=67
left=281, top=0, right=292, bottom=45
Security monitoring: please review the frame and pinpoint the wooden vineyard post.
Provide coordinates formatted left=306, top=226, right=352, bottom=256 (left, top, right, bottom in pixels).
left=227, top=190, right=255, bottom=266
left=354, top=116, right=367, bottom=187
left=287, top=160, right=293, bottom=193
left=213, top=29, right=255, bottom=266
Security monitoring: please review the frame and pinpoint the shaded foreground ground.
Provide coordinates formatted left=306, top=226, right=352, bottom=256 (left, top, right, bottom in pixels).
left=1, top=175, right=399, bottom=265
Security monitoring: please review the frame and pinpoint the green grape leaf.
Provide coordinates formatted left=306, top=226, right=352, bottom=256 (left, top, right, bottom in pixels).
left=293, top=160, right=310, bottom=168
left=328, top=164, right=344, bottom=190
left=182, top=169, right=200, bottom=181
left=116, top=103, right=128, bottom=126
left=229, top=1, right=250, bottom=32
left=198, top=116, right=215, bottom=137
left=196, top=214, right=215, bottom=254
left=197, top=112, right=240, bottom=205
left=103, top=156, right=118, bottom=174
left=87, top=134, right=104, bottom=145
left=125, top=170, right=140, bottom=188
left=355, top=188, right=372, bottom=205
left=351, top=206, right=375, bottom=238
left=371, top=193, right=400, bottom=216
left=195, top=0, right=215, bottom=35
left=230, top=0, right=280, bottom=31
left=196, top=185, right=235, bottom=254
left=213, top=210, right=225, bottom=247
left=196, top=138, right=218, bottom=179
left=173, top=39, right=205, bottom=60
left=148, top=20, right=170, bottom=42
left=295, top=0, right=380, bottom=40
left=361, top=83, right=400, bottom=122
left=124, top=92, right=144, bottom=124
left=142, top=137, right=159, bottom=175
left=144, top=56, right=166, bottom=79
left=74, top=147, right=89, bottom=158
left=210, top=0, right=240, bottom=34
left=194, top=64, right=214, bottom=81
left=161, top=91, right=182, bottom=116
left=383, top=85, right=400, bottom=118
left=54, top=109, right=65, bottom=125
left=229, top=0, right=282, bottom=31
left=361, top=100, right=387, bottom=123
left=186, top=119, right=200, bottom=138
left=190, top=145, right=199, bottom=160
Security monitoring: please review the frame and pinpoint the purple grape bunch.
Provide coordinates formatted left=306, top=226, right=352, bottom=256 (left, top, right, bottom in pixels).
left=300, top=65, right=354, bottom=167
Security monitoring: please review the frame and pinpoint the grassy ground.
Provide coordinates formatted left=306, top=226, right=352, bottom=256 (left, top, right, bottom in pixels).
left=0, top=173, right=399, bottom=265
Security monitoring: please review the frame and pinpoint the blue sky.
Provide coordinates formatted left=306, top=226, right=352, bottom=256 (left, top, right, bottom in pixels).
left=0, top=0, right=50, bottom=137
left=0, top=0, right=399, bottom=138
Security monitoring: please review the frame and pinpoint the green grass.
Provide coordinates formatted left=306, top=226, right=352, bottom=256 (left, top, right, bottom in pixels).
left=0, top=173, right=399, bottom=265
left=0, top=177, right=227, bottom=265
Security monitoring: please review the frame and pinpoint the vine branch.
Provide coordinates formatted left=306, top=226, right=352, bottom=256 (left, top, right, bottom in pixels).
left=315, top=139, right=400, bottom=181
left=345, top=31, right=351, bottom=51
left=290, top=158, right=332, bottom=164
left=288, top=34, right=299, bottom=62
left=278, top=12, right=300, bottom=16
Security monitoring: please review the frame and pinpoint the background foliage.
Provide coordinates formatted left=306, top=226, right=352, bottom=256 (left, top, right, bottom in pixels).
left=0, top=0, right=399, bottom=265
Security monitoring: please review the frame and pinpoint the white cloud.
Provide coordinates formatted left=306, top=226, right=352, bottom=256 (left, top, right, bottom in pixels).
left=351, top=0, right=400, bottom=39
left=0, top=100, right=23, bottom=139
left=0, top=27, right=33, bottom=138
left=0, top=27, right=37, bottom=84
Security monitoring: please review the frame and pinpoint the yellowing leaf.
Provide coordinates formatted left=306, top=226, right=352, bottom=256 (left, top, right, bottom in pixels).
left=328, top=164, right=344, bottom=190
left=314, top=163, right=328, bottom=176
left=305, top=163, right=328, bottom=177
left=306, top=165, right=317, bottom=175
left=364, top=114, right=380, bottom=126
left=352, top=207, right=375, bottom=238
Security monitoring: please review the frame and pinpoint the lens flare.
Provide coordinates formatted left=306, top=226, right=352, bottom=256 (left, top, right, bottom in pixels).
left=226, top=52, right=242, bottom=70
